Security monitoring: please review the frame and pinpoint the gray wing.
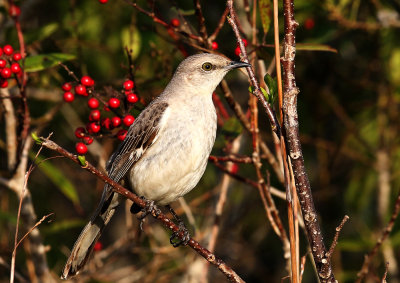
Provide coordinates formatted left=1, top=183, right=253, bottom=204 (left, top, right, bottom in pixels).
left=62, top=101, right=169, bottom=279
left=106, top=100, right=169, bottom=185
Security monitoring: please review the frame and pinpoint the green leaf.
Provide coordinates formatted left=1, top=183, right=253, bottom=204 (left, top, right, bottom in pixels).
left=0, top=211, right=17, bottom=224
left=221, top=117, right=243, bottom=137
left=30, top=153, right=80, bottom=206
left=296, top=43, right=338, bottom=53
left=31, top=132, right=42, bottom=144
left=24, top=23, right=59, bottom=45
left=248, top=86, right=255, bottom=93
left=171, top=7, right=196, bottom=16
left=24, top=53, right=76, bottom=72
left=121, top=27, right=141, bottom=60
left=248, top=85, right=275, bottom=105
left=259, top=0, right=272, bottom=35
left=42, top=219, right=85, bottom=234
left=78, top=155, right=86, bottom=166
left=257, top=44, right=337, bottom=55
left=264, top=74, right=277, bottom=104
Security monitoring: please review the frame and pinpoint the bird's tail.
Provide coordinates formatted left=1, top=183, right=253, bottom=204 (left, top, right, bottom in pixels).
left=61, top=191, right=122, bottom=279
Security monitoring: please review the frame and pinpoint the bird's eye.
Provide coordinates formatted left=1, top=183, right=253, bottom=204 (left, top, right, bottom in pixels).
left=202, top=62, right=213, bottom=71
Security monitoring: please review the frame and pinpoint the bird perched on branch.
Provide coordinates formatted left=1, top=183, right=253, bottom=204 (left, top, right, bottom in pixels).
left=62, top=53, right=250, bottom=279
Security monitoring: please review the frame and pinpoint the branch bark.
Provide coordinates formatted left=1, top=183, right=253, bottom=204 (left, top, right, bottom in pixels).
left=281, top=0, right=336, bottom=282
left=38, top=137, right=245, bottom=283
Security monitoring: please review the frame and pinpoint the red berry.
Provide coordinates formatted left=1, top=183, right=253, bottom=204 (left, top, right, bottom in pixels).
left=0, top=48, right=2, bottom=56
left=3, top=45, right=13, bottom=56
left=93, top=241, right=103, bottom=251
left=117, top=129, right=127, bottom=141
left=170, top=18, right=180, bottom=27
left=234, top=46, right=241, bottom=56
left=10, top=63, right=21, bottom=74
left=9, top=5, right=21, bottom=18
left=75, top=84, right=87, bottom=96
left=88, top=98, right=99, bottom=109
left=1, top=68, right=12, bottom=79
left=89, top=110, right=101, bottom=121
left=126, top=93, right=138, bottom=104
left=304, top=18, right=315, bottom=30
left=242, top=39, right=248, bottom=47
left=123, top=115, right=135, bottom=127
left=83, top=136, right=94, bottom=145
left=111, top=116, right=121, bottom=128
left=123, top=80, right=134, bottom=90
left=81, top=75, right=94, bottom=87
left=98, top=0, right=108, bottom=3
left=75, top=142, right=88, bottom=155
left=12, top=52, right=22, bottom=61
left=211, top=41, right=218, bottom=50
left=101, top=118, right=111, bottom=130
left=74, top=127, right=86, bottom=138
left=86, top=122, right=101, bottom=134
left=0, top=80, right=8, bottom=88
left=108, top=98, right=120, bottom=108
left=62, top=82, right=72, bottom=91
left=0, top=59, right=6, bottom=68
left=230, top=163, right=239, bottom=174
left=63, top=92, right=75, bottom=102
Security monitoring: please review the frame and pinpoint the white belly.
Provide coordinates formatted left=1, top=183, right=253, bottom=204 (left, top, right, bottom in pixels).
left=129, top=99, right=217, bottom=205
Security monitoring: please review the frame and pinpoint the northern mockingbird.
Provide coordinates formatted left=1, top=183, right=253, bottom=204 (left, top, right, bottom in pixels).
left=62, top=53, right=249, bottom=279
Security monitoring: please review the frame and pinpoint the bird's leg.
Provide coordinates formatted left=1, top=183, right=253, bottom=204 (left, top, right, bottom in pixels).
left=167, top=205, right=190, bottom=247
left=130, top=197, right=161, bottom=230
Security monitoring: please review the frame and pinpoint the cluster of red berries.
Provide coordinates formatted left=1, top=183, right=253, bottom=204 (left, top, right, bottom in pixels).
left=234, top=39, right=248, bottom=56
left=62, top=76, right=138, bottom=155
left=0, top=45, right=22, bottom=88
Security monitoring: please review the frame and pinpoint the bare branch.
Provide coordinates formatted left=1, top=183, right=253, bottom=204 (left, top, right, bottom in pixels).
left=280, top=0, right=336, bottom=281
left=356, top=189, right=400, bottom=282
left=327, top=215, right=349, bottom=258
left=39, top=137, right=245, bottom=283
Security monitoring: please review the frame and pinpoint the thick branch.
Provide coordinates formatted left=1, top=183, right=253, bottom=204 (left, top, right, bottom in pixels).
left=281, top=0, right=336, bottom=282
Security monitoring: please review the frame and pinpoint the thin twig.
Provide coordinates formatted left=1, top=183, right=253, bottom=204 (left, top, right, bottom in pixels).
left=227, top=0, right=280, bottom=138
left=10, top=133, right=51, bottom=283
left=1, top=89, right=18, bottom=170
left=193, top=0, right=208, bottom=42
left=209, top=155, right=252, bottom=164
left=381, top=262, right=389, bottom=283
left=209, top=7, right=229, bottom=42
left=203, top=135, right=243, bottom=282
left=211, top=159, right=286, bottom=199
left=356, top=189, right=400, bottom=282
left=130, top=2, right=203, bottom=43
left=220, top=80, right=284, bottom=184
left=327, top=215, right=349, bottom=258
left=14, top=213, right=54, bottom=251
left=299, top=254, right=307, bottom=283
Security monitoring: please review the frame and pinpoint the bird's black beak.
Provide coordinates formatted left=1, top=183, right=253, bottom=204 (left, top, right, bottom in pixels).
left=227, top=60, right=251, bottom=69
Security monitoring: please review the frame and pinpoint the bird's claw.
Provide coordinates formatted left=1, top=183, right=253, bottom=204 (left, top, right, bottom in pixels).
left=131, top=197, right=161, bottom=231
left=170, top=219, right=190, bottom=247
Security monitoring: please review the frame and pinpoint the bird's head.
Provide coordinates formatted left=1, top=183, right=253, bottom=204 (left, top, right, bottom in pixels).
left=171, top=53, right=250, bottom=93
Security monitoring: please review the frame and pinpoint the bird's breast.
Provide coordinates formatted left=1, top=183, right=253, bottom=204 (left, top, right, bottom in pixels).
left=129, top=96, right=217, bottom=205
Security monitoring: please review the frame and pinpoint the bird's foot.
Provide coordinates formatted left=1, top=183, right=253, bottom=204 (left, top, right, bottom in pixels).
left=170, top=220, right=190, bottom=247
left=130, top=197, right=161, bottom=231
left=167, top=205, right=190, bottom=247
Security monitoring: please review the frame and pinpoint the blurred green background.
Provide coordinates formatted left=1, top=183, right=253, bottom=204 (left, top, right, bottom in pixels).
left=1, top=0, right=400, bottom=282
